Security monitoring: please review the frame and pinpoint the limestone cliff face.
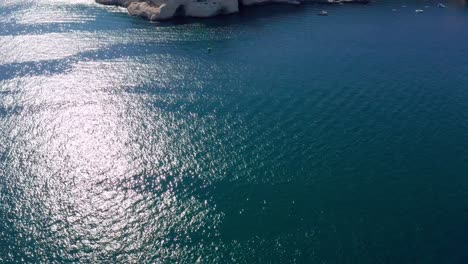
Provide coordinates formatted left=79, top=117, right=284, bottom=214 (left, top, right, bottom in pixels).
left=96, top=0, right=369, bottom=21
left=97, top=0, right=238, bottom=20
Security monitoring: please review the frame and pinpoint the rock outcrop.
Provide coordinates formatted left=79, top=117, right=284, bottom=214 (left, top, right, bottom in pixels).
left=96, top=0, right=369, bottom=21
left=97, top=0, right=239, bottom=20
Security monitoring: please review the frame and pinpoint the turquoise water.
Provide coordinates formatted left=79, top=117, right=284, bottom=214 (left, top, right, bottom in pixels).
left=1, top=0, right=468, bottom=262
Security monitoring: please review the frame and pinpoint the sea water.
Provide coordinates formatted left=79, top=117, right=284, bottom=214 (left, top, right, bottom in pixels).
left=1, top=0, right=468, bottom=262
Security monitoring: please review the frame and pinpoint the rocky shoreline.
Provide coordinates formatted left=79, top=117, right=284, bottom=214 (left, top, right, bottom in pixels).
left=96, top=0, right=370, bottom=21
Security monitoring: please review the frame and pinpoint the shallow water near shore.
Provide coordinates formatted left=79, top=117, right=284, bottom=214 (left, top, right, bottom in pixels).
left=1, top=0, right=468, bottom=262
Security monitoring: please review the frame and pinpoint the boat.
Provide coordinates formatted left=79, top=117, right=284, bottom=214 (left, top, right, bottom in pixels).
left=318, top=10, right=328, bottom=16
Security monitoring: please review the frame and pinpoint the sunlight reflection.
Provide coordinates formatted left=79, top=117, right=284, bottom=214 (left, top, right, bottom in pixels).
left=0, top=57, right=223, bottom=261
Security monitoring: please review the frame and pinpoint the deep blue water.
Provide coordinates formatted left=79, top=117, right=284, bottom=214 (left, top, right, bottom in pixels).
left=1, top=0, right=468, bottom=262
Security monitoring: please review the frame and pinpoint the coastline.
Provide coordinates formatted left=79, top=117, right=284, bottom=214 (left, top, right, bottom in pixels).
left=95, top=0, right=370, bottom=21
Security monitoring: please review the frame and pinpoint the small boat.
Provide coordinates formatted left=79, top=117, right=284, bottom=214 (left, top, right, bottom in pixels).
left=318, top=10, right=328, bottom=16
left=415, top=9, right=424, bottom=13
left=437, top=3, right=446, bottom=8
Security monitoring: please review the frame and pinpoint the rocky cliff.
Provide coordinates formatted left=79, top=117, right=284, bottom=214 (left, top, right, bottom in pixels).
left=96, top=0, right=369, bottom=21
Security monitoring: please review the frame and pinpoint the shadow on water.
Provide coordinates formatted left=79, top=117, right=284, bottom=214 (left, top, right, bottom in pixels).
left=0, top=42, right=184, bottom=80
left=150, top=4, right=309, bottom=27
left=137, top=0, right=467, bottom=29
left=2, top=0, right=465, bottom=36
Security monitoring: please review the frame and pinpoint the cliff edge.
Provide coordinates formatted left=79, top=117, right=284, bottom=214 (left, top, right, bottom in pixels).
left=96, top=0, right=369, bottom=21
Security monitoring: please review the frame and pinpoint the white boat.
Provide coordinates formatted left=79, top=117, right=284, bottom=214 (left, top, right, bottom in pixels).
left=318, top=10, right=328, bottom=16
